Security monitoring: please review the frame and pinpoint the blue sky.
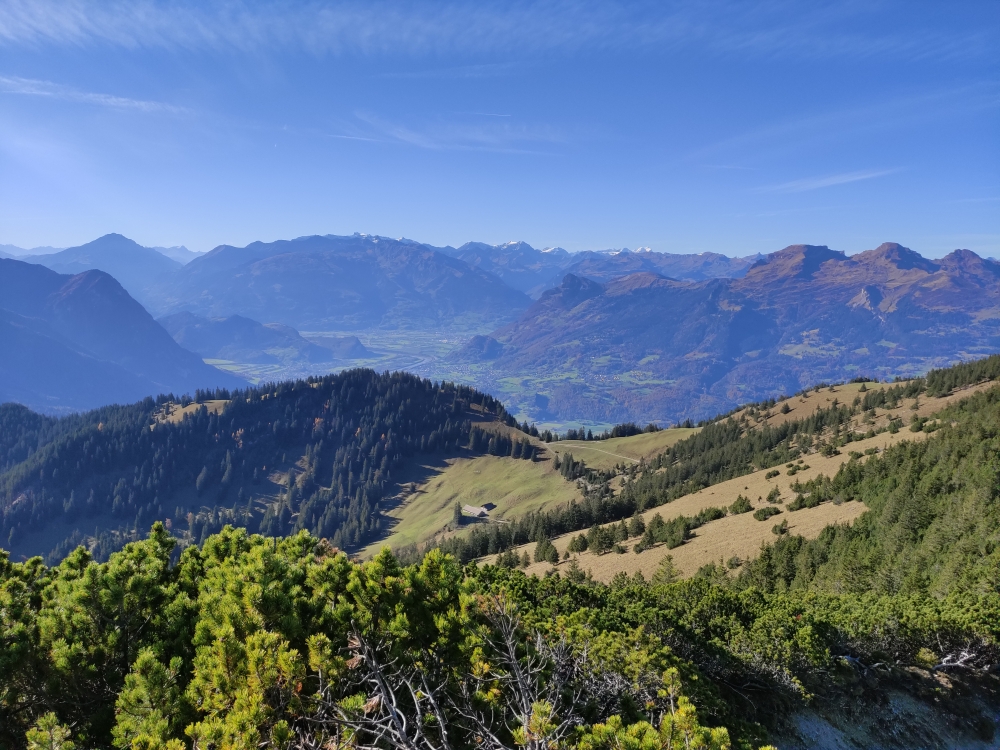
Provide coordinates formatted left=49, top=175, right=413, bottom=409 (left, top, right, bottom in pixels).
left=0, top=1, right=997, bottom=257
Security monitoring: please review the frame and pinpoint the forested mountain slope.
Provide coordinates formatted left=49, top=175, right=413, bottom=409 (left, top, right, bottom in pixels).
left=414, top=357, right=997, bottom=584
left=738, top=384, right=1000, bottom=598
left=461, top=242, right=1000, bottom=424
left=0, top=370, right=517, bottom=562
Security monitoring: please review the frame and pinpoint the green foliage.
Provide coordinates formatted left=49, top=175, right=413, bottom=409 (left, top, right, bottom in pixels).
left=2, top=518, right=998, bottom=750
left=577, top=696, right=733, bottom=750
left=740, top=385, right=1000, bottom=599
left=568, top=533, right=589, bottom=553
left=534, top=537, right=560, bottom=564
left=112, top=649, right=186, bottom=750
left=434, top=389, right=916, bottom=564
left=651, top=555, right=680, bottom=586
left=587, top=524, right=616, bottom=555
left=752, top=507, right=781, bottom=522
left=6, top=355, right=1000, bottom=749
left=925, top=353, right=1000, bottom=397
left=26, top=714, right=74, bottom=750
left=496, top=549, right=521, bottom=568
left=468, top=426, right=536, bottom=460
left=729, top=495, right=753, bottom=515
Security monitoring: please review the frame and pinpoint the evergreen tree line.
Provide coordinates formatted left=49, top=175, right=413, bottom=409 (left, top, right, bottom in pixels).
left=553, top=452, right=587, bottom=480
left=467, top=426, right=536, bottom=460
left=561, top=422, right=662, bottom=441
left=0, top=370, right=516, bottom=561
left=924, top=352, right=1000, bottom=397
left=412, top=366, right=974, bottom=565
left=518, top=421, right=663, bottom=443
left=623, top=379, right=926, bottom=512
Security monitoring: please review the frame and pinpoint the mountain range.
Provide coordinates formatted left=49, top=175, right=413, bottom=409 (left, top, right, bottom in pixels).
left=442, top=241, right=759, bottom=297
left=458, top=242, right=1000, bottom=423
left=3, top=232, right=999, bottom=425
left=0, top=244, right=64, bottom=257
left=143, top=234, right=532, bottom=330
left=0, top=259, right=242, bottom=412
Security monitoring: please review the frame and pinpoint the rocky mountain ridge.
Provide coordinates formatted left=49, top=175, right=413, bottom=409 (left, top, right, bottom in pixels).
left=457, top=242, right=1000, bottom=424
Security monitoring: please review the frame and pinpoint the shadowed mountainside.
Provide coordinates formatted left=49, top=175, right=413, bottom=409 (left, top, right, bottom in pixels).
left=444, top=241, right=572, bottom=297
left=0, top=258, right=243, bottom=412
left=557, top=247, right=760, bottom=288
left=157, top=311, right=355, bottom=365
left=456, top=243, right=1000, bottom=423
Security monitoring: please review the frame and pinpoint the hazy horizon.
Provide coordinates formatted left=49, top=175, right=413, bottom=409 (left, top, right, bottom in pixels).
left=1, top=1, right=996, bottom=257
left=3, top=231, right=998, bottom=262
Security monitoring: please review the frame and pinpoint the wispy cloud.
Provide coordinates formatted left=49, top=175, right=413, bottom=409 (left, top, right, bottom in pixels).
left=0, top=1, right=993, bottom=62
left=378, top=63, right=524, bottom=80
left=688, top=82, right=1000, bottom=164
left=757, top=169, right=897, bottom=193
left=352, top=111, right=564, bottom=153
left=0, top=74, right=185, bottom=113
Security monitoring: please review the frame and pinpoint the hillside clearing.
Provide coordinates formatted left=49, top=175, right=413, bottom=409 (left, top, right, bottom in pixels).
left=154, top=399, right=228, bottom=424
left=547, top=427, right=699, bottom=470
left=360, top=452, right=580, bottom=557
left=368, top=380, right=993, bottom=567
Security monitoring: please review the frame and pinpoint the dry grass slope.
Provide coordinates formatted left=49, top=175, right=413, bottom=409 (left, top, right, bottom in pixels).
left=547, top=427, right=700, bottom=470
left=486, top=381, right=994, bottom=582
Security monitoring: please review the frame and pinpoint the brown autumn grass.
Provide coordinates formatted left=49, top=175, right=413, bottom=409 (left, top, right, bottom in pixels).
left=485, top=381, right=994, bottom=582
